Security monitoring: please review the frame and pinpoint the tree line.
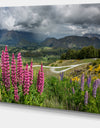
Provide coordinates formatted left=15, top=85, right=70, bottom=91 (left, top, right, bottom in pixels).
left=61, top=46, right=100, bottom=59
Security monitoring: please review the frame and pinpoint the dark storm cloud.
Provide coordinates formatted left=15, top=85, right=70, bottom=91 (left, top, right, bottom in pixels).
left=1, top=4, right=100, bottom=37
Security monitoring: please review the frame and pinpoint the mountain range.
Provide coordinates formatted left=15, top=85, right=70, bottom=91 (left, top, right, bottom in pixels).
left=0, top=29, right=46, bottom=46
left=0, top=29, right=100, bottom=49
left=83, top=33, right=100, bottom=39
left=42, top=36, right=100, bottom=49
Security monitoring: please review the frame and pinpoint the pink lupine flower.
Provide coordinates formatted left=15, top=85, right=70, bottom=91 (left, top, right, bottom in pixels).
left=1, top=50, right=5, bottom=83
left=11, top=53, right=19, bottom=101
left=23, top=64, right=30, bottom=95
left=14, top=85, right=19, bottom=102
left=29, top=61, right=33, bottom=86
left=37, top=64, right=44, bottom=95
left=11, top=53, right=17, bottom=87
left=22, top=67, right=25, bottom=84
left=4, top=46, right=10, bottom=91
left=41, top=63, right=43, bottom=72
left=17, top=53, right=23, bottom=85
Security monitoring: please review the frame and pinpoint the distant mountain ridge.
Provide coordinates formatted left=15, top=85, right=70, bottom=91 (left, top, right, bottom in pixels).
left=83, top=33, right=100, bottom=39
left=0, top=29, right=100, bottom=49
left=42, top=35, right=100, bottom=49
left=0, top=29, right=47, bottom=46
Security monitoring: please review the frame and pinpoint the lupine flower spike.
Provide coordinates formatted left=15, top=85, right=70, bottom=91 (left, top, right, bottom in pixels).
left=23, top=64, right=30, bottom=95
left=37, top=63, right=44, bottom=95
left=70, top=78, right=72, bottom=84
left=4, top=46, right=10, bottom=91
left=87, top=75, right=91, bottom=88
left=1, top=50, right=5, bottom=83
left=11, top=53, right=17, bottom=87
left=60, top=72, right=64, bottom=81
left=72, top=87, right=75, bottom=94
left=14, top=85, right=19, bottom=102
left=92, top=79, right=100, bottom=97
left=84, top=91, right=88, bottom=105
left=17, top=53, right=23, bottom=85
left=41, top=63, right=43, bottom=72
left=29, top=61, right=33, bottom=86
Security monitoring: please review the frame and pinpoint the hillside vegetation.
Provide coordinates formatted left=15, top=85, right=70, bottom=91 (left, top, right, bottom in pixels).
left=61, top=46, right=100, bottom=59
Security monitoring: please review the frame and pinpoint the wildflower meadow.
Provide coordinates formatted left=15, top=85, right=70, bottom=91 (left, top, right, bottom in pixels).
left=0, top=45, right=100, bottom=114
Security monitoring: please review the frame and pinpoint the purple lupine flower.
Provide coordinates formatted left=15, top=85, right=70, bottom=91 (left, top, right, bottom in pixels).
left=84, top=91, right=88, bottom=105
left=70, top=78, right=72, bottom=84
left=17, top=53, right=23, bottom=85
left=87, top=75, right=91, bottom=88
left=29, top=61, right=33, bottom=86
left=93, top=79, right=100, bottom=88
left=60, top=72, right=64, bottom=80
left=11, top=53, right=17, bottom=87
left=37, top=64, right=44, bottom=95
left=81, top=73, right=84, bottom=91
left=14, top=85, right=19, bottom=102
left=72, top=87, right=75, bottom=94
left=92, top=79, right=100, bottom=98
left=4, top=46, right=10, bottom=91
left=23, top=64, right=30, bottom=95
left=1, top=50, right=5, bottom=83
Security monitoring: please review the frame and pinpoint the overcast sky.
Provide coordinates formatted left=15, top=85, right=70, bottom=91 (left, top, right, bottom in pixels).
left=1, top=4, right=100, bottom=38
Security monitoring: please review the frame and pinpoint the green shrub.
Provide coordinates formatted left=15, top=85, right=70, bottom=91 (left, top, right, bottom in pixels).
left=92, top=59, right=100, bottom=66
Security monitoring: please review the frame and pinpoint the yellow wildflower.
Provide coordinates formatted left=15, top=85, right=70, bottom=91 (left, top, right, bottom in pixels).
left=92, top=76, right=98, bottom=80
left=95, top=64, right=100, bottom=72
left=95, top=68, right=98, bottom=72
left=72, top=76, right=80, bottom=82
left=89, top=65, right=93, bottom=72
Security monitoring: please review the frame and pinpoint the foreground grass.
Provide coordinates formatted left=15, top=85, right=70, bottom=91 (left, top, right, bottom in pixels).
left=0, top=66, right=100, bottom=114
left=0, top=58, right=100, bottom=113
